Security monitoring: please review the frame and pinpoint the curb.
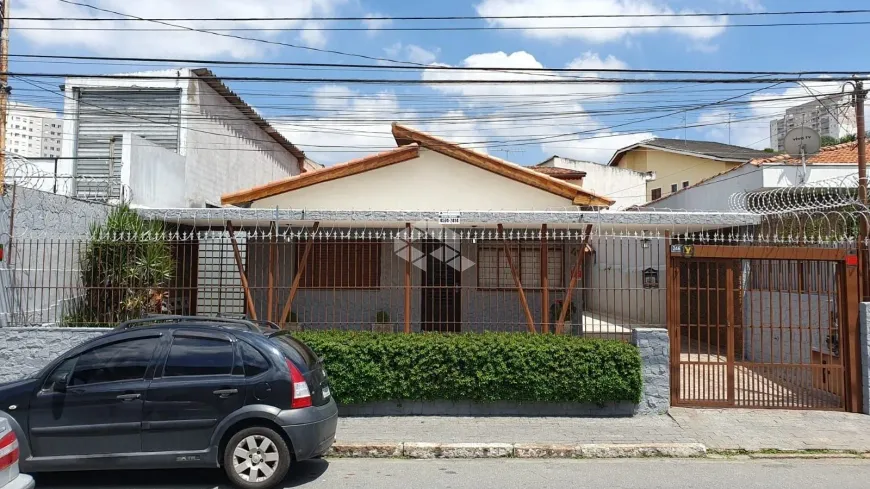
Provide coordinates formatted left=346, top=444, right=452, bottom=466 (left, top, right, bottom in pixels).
left=328, top=442, right=707, bottom=459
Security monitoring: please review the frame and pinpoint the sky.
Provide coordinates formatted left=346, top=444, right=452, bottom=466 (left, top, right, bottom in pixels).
left=7, top=0, right=870, bottom=166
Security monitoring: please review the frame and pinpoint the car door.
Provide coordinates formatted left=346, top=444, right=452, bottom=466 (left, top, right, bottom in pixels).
left=28, top=333, right=162, bottom=458
left=141, top=329, right=245, bottom=452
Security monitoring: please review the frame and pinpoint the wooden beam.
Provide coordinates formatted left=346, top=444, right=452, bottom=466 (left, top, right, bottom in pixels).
left=541, top=224, right=549, bottom=334
left=279, top=222, right=320, bottom=326
left=405, top=222, right=412, bottom=334
left=226, top=221, right=258, bottom=321
left=556, top=224, right=593, bottom=334
left=842, top=259, right=863, bottom=413
left=499, top=224, right=536, bottom=334
left=267, top=222, right=277, bottom=322
left=681, top=245, right=847, bottom=261
left=222, top=145, right=420, bottom=205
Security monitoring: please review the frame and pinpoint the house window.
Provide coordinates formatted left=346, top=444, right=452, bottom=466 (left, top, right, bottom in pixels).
left=682, top=180, right=690, bottom=189
left=477, top=244, right=564, bottom=289
left=299, top=241, right=380, bottom=288
left=670, top=183, right=678, bottom=193
left=651, top=188, right=662, bottom=200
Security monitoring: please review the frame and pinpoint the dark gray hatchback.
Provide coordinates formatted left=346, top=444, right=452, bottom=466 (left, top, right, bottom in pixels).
left=0, top=316, right=337, bottom=489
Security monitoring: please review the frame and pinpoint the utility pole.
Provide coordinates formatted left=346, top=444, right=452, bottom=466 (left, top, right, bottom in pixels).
left=0, top=0, right=9, bottom=187
left=856, top=80, right=867, bottom=208
left=853, top=79, right=868, bottom=300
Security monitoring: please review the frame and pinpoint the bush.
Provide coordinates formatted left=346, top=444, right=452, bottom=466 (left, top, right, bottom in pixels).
left=293, top=332, right=642, bottom=405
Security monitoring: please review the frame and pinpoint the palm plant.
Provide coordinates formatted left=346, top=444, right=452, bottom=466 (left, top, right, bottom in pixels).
left=66, top=205, right=175, bottom=326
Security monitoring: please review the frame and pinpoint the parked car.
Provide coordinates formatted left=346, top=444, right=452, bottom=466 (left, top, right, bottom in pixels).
left=0, top=316, right=336, bottom=489
left=0, top=418, right=34, bottom=489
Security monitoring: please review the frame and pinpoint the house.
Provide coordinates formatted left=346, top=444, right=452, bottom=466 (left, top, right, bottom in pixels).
left=214, top=123, right=650, bottom=334
left=59, top=68, right=317, bottom=207
left=608, top=138, right=773, bottom=202
left=643, top=141, right=867, bottom=213
left=537, top=156, right=649, bottom=209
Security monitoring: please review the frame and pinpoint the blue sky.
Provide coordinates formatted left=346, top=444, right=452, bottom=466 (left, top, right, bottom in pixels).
left=7, top=0, right=868, bottom=165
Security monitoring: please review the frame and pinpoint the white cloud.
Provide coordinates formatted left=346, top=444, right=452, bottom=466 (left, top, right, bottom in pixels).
left=406, top=45, right=440, bottom=65
left=541, top=131, right=655, bottom=164
left=474, top=0, right=728, bottom=43
left=382, top=43, right=440, bottom=64
left=363, top=13, right=393, bottom=35
left=274, top=87, right=411, bottom=165
left=13, top=0, right=348, bottom=58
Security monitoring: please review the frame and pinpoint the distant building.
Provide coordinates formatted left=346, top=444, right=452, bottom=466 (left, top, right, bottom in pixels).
left=536, top=156, right=648, bottom=209
left=60, top=68, right=315, bottom=207
left=769, top=95, right=856, bottom=152
left=607, top=138, right=771, bottom=203
left=4, top=102, right=63, bottom=159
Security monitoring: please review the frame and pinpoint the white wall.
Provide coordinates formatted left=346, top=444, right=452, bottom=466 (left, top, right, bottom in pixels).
left=644, top=164, right=760, bottom=212
left=255, top=148, right=575, bottom=211
left=540, top=157, right=647, bottom=209
left=121, top=134, right=187, bottom=208
left=183, top=78, right=299, bottom=207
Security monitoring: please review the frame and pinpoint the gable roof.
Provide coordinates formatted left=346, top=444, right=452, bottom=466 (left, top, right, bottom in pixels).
left=749, top=140, right=869, bottom=165
left=391, top=124, right=613, bottom=207
left=221, top=145, right=420, bottom=205
left=190, top=68, right=307, bottom=168
left=530, top=166, right=586, bottom=180
left=609, top=137, right=774, bottom=166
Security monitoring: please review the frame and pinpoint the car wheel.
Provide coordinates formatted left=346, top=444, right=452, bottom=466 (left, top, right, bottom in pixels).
left=223, top=426, right=291, bottom=489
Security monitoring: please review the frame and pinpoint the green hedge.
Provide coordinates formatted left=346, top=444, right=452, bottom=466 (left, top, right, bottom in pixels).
left=292, top=332, right=642, bottom=405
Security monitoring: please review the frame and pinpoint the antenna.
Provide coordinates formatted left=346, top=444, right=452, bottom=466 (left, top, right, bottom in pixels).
left=783, top=126, right=821, bottom=184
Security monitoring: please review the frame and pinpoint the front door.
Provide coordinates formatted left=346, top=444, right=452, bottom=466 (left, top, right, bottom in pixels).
left=28, top=335, right=161, bottom=457
left=142, top=330, right=245, bottom=452
left=421, top=240, right=461, bottom=332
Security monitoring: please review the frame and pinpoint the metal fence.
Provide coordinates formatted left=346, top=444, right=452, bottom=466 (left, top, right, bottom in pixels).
left=2, top=207, right=866, bottom=342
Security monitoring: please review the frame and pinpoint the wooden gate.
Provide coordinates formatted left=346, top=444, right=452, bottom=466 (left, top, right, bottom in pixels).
left=667, top=244, right=863, bottom=412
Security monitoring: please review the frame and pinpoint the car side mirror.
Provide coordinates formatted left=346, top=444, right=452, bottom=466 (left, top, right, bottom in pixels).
left=53, top=373, right=69, bottom=393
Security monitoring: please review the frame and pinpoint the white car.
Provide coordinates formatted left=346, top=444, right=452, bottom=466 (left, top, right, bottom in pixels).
left=0, top=418, right=33, bottom=489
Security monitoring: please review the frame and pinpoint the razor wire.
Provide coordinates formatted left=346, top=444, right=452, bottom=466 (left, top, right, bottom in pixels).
left=729, top=172, right=865, bottom=214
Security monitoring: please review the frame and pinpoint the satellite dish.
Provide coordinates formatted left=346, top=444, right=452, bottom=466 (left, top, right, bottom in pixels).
left=783, top=127, right=821, bottom=157
left=783, top=127, right=820, bottom=185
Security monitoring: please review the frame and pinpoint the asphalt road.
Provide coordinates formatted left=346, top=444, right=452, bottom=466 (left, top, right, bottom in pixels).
left=33, top=458, right=870, bottom=489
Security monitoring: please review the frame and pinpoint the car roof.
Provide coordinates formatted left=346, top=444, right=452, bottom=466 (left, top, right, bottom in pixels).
left=116, top=315, right=281, bottom=335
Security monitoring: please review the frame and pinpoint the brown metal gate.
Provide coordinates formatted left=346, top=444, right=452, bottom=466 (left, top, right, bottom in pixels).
left=667, top=245, right=863, bottom=412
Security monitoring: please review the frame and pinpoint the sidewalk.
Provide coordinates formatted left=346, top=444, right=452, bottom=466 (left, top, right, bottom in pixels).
left=333, top=408, right=870, bottom=458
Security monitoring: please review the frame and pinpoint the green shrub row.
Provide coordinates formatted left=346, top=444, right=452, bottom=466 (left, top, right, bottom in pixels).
left=292, top=332, right=642, bottom=405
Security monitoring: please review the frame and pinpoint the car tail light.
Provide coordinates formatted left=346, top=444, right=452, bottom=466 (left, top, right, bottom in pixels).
left=286, top=359, right=312, bottom=409
left=0, top=430, right=19, bottom=471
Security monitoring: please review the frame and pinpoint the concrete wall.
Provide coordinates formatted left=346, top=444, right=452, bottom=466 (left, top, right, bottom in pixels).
left=121, top=134, right=187, bottom=208
left=585, top=235, right=667, bottom=328
left=255, top=148, right=576, bottom=211
left=540, top=157, right=647, bottom=210
left=0, top=186, right=111, bottom=326
left=742, top=291, right=835, bottom=365
left=183, top=78, right=299, bottom=207
left=0, top=328, right=109, bottom=383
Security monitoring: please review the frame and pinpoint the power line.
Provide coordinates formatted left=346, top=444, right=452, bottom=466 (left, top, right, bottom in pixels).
left=7, top=54, right=867, bottom=76
left=13, top=9, right=870, bottom=21
left=11, top=20, right=870, bottom=31
left=2, top=72, right=865, bottom=84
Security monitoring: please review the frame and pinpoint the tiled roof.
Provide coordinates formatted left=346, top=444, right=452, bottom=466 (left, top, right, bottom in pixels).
left=610, top=138, right=774, bottom=166
left=642, top=138, right=774, bottom=161
left=750, top=141, right=869, bottom=165
left=530, top=166, right=586, bottom=180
